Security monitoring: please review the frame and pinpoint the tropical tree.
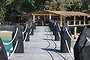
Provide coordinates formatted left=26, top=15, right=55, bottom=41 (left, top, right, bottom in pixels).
left=6, top=0, right=35, bottom=15
left=0, top=0, right=6, bottom=18
left=45, top=0, right=60, bottom=10
left=4, top=0, right=35, bottom=23
left=81, top=0, right=90, bottom=12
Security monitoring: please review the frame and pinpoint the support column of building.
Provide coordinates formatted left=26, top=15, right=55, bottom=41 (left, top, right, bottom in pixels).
left=84, top=16, right=86, bottom=25
left=49, top=14, right=51, bottom=20
left=60, top=15, right=63, bottom=27
left=32, top=14, right=35, bottom=22
left=74, top=16, right=77, bottom=38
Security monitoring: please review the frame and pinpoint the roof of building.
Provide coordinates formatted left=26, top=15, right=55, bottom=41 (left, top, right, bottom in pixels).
left=27, top=10, right=90, bottom=16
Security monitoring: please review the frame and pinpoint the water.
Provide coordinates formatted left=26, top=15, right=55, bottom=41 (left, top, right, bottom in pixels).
left=2, top=39, right=13, bottom=52
left=0, top=31, right=13, bottom=52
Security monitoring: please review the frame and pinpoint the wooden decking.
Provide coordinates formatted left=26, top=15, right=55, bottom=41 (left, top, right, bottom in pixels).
left=9, top=26, right=73, bottom=60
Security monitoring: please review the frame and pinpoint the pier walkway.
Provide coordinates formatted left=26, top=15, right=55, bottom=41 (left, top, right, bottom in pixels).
left=10, top=26, right=73, bottom=60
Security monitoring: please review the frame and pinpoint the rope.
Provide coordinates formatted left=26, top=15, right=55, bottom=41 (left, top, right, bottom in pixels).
left=30, top=22, right=32, bottom=28
left=65, top=27, right=74, bottom=40
left=65, top=40, right=74, bottom=60
left=29, top=29, right=32, bottom=35
left=22, top=24, right=28, bottom=39
left=23, top=32, right=28, bottom=42
left=3, top=28, right=19, bottom=45
left=58, top=32, right=60, bottom=38
left=58, top=24, right=61, bottom=31
left=22, top=24, right=28, bottom=34
left=23, top=22, right=32, bottom=42
left=86, top=37, right=90, bottom=43
left=8, top=40, right=19, bottom=59
left=22, top=22, right=32, bottom=39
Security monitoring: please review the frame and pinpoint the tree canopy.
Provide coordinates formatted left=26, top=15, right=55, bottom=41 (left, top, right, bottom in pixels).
left=0, top=0, right=90, bottom=21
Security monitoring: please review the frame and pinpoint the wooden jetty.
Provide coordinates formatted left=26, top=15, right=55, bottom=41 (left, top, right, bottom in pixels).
left=9, top=26, right=73, bottom=60
left=4, top=10, right=90, bottom=60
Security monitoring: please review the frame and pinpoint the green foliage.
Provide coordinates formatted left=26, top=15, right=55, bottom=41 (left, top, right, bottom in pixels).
left=0, top=0, right=6, bottom=18
left=6, top=0, right=35, bottom=14
left=45, top=0, right=60, bottom=10
left=0, top=0, right=90, bottom=20
left=44, top=0, right=90, bottom=11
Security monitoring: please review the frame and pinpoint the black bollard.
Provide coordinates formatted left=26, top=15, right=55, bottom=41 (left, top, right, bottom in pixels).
left=12, top=24, right=24, bottom=53
left=60, top=23, right=71, bottom=53
left=25, top=22, right=30, bottom=41
left=0, top=38, right=8, bottom=60
left=49, top=20, right=51, bottom=29
left=50, top=20, right=53, bottom=31
left=53, top=21, right=56, bottom=35
left=32, top=21, right=36, bottom=29
left=30, top=22, right=34, bottom=35
left=74, top=27, right=90, bottom=60
left=52, top=21, right=55, bottom=35
left=55, top=22, right=60, bottom=41
left=49, top=20, right=52, bottom=31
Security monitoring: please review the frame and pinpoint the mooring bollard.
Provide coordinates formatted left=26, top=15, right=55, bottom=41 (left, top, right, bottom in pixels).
left=12, top=24, right=24, bottom=53
left=60, top=23, right=71, bottom=53
left=32, top=21, right=36, bottom=29
left=55, top=22, right=60, bottom=41
left=29, top=22, right=34, bottom=35
left=0, top=38, right=8, bottom=60
left=74, top=27, right=90, bottom=60
left=25, top=22, right=30, bottom=41
left=52, top=21, right=55, bottom=35
left=49, top=20, right=51, bottom=29
left=53, top=21, right=56, bottom=35
left=50, top=20, right=53, bottom=31
left=30, top=26, right=34, bottom=35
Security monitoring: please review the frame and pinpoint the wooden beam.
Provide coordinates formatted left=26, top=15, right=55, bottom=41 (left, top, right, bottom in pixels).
left=33, top=15, right=35, bottom=22
left=32, top=14, right=55, bottom=16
